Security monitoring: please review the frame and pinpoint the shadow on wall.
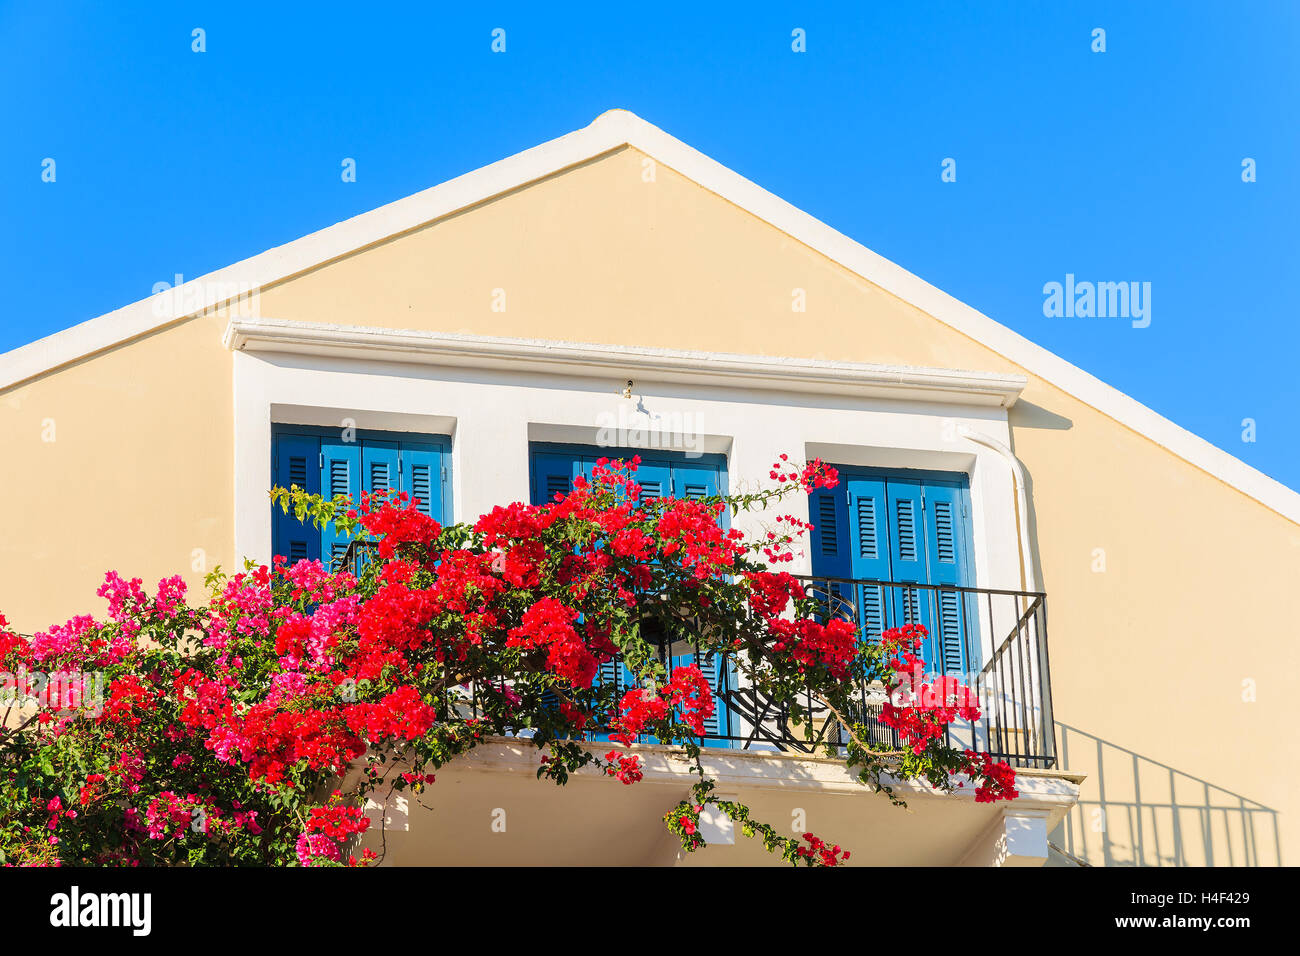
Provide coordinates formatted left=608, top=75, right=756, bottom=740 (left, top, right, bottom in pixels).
left=1051, top=723, right=1282, bottom=867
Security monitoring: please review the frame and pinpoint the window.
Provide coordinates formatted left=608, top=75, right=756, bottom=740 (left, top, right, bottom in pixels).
left=528, top=443, right=732, bottom=745
left=809, top=468, right=976, bottom=675
left=529, top=444, right=727, bottom=507
left=272, top=426, right=451, bottom=568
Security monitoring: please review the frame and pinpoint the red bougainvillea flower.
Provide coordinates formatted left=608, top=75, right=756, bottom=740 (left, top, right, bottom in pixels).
left=0, top=454, right=1014, bottom=868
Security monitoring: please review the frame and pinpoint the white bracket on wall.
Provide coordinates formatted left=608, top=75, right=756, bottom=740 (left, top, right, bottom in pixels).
left=958, top=807, right=1052, bottom=867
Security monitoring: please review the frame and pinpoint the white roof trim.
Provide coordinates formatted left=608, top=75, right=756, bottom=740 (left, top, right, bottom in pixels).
left=3, top=108, right=1297, bottom=524
left=224, top=317, right=1028, bottom=407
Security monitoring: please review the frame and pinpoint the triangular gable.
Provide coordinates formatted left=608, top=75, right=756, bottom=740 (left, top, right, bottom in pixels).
left=2, top=109, right=1297, bottom=525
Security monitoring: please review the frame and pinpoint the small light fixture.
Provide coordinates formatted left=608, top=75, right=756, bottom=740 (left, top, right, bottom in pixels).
left=621, top=379, right=634, bottom=399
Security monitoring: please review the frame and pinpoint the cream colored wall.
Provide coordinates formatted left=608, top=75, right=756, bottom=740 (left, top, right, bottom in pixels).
left=3, top=145, right=1295, bottom=865
left=0, top=313, right=234, bottom=634
left=260, top=147, right=1299, bottom=866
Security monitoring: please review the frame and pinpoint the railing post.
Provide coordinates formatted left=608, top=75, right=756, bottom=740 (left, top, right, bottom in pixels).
left=1036, top=596, right=1056, bottom=769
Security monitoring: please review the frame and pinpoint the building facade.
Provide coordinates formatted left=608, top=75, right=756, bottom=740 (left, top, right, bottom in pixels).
left=2, top=111, right=1295, bottom=866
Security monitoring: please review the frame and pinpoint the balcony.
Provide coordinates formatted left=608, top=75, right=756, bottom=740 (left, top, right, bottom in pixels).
left=337, top=542, right=1055, bottom=770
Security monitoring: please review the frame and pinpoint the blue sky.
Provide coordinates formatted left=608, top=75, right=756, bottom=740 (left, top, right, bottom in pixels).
left=3, top=2, right=1297, bottom=489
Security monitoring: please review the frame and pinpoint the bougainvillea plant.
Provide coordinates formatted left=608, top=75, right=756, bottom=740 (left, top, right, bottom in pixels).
left=0, top=455, right=1016, bottom=867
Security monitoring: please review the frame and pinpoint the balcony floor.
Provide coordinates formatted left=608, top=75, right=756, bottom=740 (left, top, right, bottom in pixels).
left=358, top=737, right=1083, bottom=866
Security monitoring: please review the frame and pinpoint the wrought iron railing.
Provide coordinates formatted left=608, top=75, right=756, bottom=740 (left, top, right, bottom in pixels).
left=789, top=575, right=1056, bottom=769
left=335, top=541, right=1056, bottom=769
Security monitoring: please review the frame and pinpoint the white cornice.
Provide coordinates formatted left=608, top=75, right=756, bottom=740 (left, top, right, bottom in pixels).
left=223, top=317, right=1028, bottom=408
left=4, top=107, right=1298, bottom=524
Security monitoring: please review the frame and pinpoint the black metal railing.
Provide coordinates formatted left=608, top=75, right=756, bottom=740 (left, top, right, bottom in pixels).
left=784, top=575, right=1056, bottom=769
left=334, top=541, right=1055, bottom=769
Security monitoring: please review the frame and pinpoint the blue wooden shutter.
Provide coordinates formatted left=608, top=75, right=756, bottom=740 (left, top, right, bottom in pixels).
left=320, top=439, right=361, bottom=571
left=811, top=467, right=975, bottom=674
left=530, top=451, right=581, bottom=506
left=671, top=459, right=721, bottom=504
left=526, top=447, right=740, bottom=745
left=631, top=456, right=670, bottom=501
left=807, top=480, right=861, bottom=648
left=885, top=478, right=939, bottom=661
left=666, top=457, right=732, bottom=745
left=362, top=440, right=400, bottom=500
left=400, top=441, right=446, bottom=522
left=604, top=454, right=672, bottom=737
left=809, top=483, right=852, bottom=580
left=272, top=433, right=322, bottom=564
left=529, top=448, right=622, bottom=739
left=846, top=476, right=891, bottom=643
left=921, top=481, right=972, bottom=676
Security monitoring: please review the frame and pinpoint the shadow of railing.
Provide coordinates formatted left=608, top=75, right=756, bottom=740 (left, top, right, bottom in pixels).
left=1053, top=722, right=1282, bottom=867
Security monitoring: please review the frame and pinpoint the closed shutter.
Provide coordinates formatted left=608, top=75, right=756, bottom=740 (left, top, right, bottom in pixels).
left=809, top=481, right=871, bottom=641
left=529, top=448, right=624, bottom=740
left=810, top=468, right=976, bottom=675
left=530, top=452, right=581, bottom=506
left=631, top=456, right=670, bottom=501
left=362, top=440, right=399, bottom=500
left=321, top=440, right=361, bottom=571
left=846, top=476, right=890, bottom=643
left=666, top=456, right=731, bottom=745
left=809, top=484, right=852, bottom=581
left=528, top=444, right=732, bottom=745
left=670, top=459, right=720, bottom=503
left=922, top=481, right=971, bottom=676
left=273, top=429, right=450, bottom=570
left=884, top=477, right=939, bottom=661
left=401, top=441, right=446, bottom=520
left=272, top=433, right=322, bottom=565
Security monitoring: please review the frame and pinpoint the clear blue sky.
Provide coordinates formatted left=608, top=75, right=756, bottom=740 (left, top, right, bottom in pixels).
left=3, top=3, right=1297, bottom=489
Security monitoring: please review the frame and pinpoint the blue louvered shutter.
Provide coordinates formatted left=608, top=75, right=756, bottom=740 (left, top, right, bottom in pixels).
left=667, top=457, right=731, bottom=745
left=885, top=478, right=939, bottom=661
left=357, top=440, right=401, bottom=574
left=809, top=483, right=852, bottom=580
left=670, top=459, right=721, bottom=505
left=631, top=456, right=670, bottom=502
left=272, top=433, right=322, bottom=565
left=807, top=480, right=861, bottom=648
left=531, top=451, right=581, bottom=506
left=921, top=481, right=971, bottom=676
left=401, top=441, right=446, bottom=521
left=528, top=449, right=623, bottom=739
left=602, top=455, right=672, bottom=738
left=320, top=439, right=361, bottom=571
left=362, top=440, right=400, bottom=500
left=846, top=476, right=891, bottom=643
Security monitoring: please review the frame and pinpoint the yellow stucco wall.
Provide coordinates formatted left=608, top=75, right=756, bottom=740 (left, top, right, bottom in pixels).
left=2, top=145, right=1295, bottom=866
left=0, top=313, right=235, bottom=633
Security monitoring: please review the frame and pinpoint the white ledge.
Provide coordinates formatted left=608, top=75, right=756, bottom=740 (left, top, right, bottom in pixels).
left=223, top=317, right=1028, bottom=407
left=440, top=736, right=1083, bottom=811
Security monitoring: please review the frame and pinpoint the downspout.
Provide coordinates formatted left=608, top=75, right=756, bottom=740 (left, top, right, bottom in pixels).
left=956, top=425, right=1037, bottom=593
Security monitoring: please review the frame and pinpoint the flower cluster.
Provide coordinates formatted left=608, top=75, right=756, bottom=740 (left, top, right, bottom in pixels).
left=768, top=454, right=840, bottom=494
left=603, top=751, right=644, bottom=785
left=959, top=751, right=1020, bottom=803
left=795, top=832, right=849, bottom=866
left=0, top=454, right=1015, bottom=868
left=506, top=597, right=598, bottom=689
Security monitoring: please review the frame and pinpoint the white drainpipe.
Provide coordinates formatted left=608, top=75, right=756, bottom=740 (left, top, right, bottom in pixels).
left=956, top=425, right=1037, bottom=593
